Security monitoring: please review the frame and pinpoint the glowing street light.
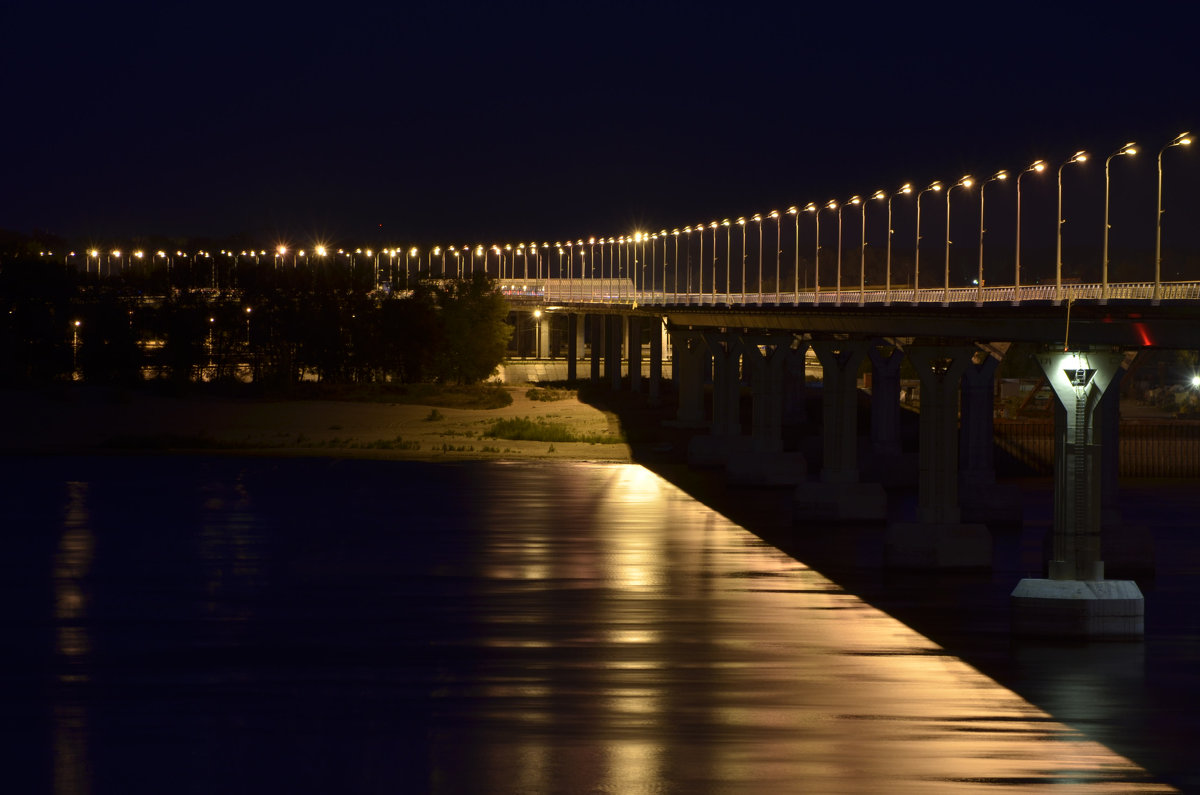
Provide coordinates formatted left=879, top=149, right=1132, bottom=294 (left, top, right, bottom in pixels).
left=407, top=247, right=418, bottom=284
left=1099, top=143, right=1138, bottom=301
left=879, top=184, right=912, bottom=305
left=1155, top=132, right=1191, bottom=301
left=751, top=213, right=763, bottom=302
left=708, top=222, right=718, bottom=303
left=1013, top=160, right=1045, bottom=304
left=835, top=197, right=859, bottom=305
left=1056, top=150, right=1088, bottom=304
left=769, top=209, right=781, bottom=303
left=914, top=181, right=942, bottom=302
left=942, top=176, right=972, bottom=305
left=976, top=170, right=1007, bottom=305
left=786, top=207, right=799, bottom=303
left=736, top=217, right=747, bottom=299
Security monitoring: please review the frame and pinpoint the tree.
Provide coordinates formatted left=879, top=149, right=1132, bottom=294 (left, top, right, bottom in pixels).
left=432, top=273, right=512, bottom=384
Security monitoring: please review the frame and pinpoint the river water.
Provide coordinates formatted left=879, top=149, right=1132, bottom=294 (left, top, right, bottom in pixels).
left=0, top=456, right=1177, bottom=793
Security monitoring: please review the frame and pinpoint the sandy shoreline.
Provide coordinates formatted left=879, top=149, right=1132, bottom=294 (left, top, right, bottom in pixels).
left=0, top=385, right=633, bottom=463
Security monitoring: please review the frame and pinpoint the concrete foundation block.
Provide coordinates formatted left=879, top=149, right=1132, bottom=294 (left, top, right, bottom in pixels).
left=884, top=522, right=992, bottom=569
left=1010, top=578, right=1144, bottom=638
left=727, top=451, right=807, bottom=487
left=794, top=481, right=886, bottom=523
left=687, top=434, right=750, bottom=468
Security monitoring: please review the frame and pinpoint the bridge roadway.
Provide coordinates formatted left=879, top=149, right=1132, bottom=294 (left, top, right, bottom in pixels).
left=503, top=278, right=1200, bottom=348
left=501, top=277, right=1200, bottom=639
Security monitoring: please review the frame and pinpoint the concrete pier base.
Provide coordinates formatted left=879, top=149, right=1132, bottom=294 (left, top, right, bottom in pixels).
left=794, top=481, right=886, bottom=523
left=1011, top=579, right=1144, bottom=638
left=885, top=522, right=991, bottom=569
left=727, top=450, right=808, bottom=487
left=959, top=474, right=1024, bottom=525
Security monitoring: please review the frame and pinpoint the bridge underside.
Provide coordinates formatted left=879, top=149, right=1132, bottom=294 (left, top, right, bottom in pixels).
left=650, top=303, right=1200, bottom=349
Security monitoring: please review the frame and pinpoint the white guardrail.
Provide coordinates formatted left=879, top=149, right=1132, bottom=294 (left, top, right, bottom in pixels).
left=498, top=280, right=1200, bottom=306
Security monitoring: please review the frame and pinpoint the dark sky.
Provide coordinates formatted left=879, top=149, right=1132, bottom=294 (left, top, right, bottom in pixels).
left=3, top=1, right=1197, bottom=252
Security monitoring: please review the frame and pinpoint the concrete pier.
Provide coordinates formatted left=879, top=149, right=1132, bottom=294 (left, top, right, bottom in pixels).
left=1011, top=348, right=1144, bottom=637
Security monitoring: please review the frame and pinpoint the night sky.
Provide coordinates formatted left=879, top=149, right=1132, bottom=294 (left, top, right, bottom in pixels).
left=4, top=1, right=1197, bottom=254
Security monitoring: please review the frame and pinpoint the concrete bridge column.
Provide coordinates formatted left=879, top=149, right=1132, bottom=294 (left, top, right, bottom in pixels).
left=794, top=340, right=886, bottom=521
left=958, top=351, right=1022, bottom=524
left=1095, top=361, right=1153, bottom=575
left=648, top=317, right=663, bottom=404
left=607, top=315, right=622, bottom=390
left=783, top=342, right=809, bottom=425
left=589, top=315, right=602, bottom=383
left=668, top=328, right=707, bottom=427
left=538, top=312, right=552, bottom=359
left=885, top=346, right=990, bottom=568
left=687, top=332, right=746, bottom=467
left=566, top=313, right=578, bottom=381
left=628, top=316, right=643, bottom=393
left=864, top=342, right=913, bottom=487
left=728, top=337, right=807, bottom=485
left=1012, top=349, right=1143, bottom=637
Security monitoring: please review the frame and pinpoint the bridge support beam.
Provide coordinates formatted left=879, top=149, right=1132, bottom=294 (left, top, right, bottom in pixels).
left=648, top=317, right=663, bottom=404
left=863, top=341, right=914, bottom=487
left=607, top=315, right=623, bottom=391
left=668, top=328, right=707, bottom=427
left=589, top=315, right=602, bottom=383
left=794, top=340, right=886, bottom=522
left=688, top=332, right=747, bottom=467
left=566, top=314, right=578, bottom=381
left=886, top=346, right=991, bottom=568
left=728, top=335, right=807, bottom=486
left=1011, top=348, right=1143, bottom=637
left=783, top=342, right=808, bottom=425
left=628, top=317, right=643, bottom=393
left=959, top=349, right=1022, bottom=524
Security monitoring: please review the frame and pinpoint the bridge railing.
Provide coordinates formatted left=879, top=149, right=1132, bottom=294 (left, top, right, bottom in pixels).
left=524, top=279, right=1200, bottom=307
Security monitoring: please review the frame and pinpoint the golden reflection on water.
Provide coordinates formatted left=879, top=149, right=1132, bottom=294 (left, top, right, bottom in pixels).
left=54, top=482, right=93, bottom=795
left=467, top=463, right=1172, bottom=794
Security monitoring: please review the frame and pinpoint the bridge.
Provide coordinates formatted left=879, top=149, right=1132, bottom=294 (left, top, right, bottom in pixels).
left=497, top=269, right=1200, bottom=641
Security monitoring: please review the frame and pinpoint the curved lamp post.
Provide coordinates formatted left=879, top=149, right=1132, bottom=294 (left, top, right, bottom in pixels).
left=835, top=197, right=861, bottom=306
left=721, top=220, right=731, bottom=302
left=914, top=182, right=942, bottom=302
left=881, top=184, right=912, bottom=305
left=1056, top=150, right=1088, bottom=304
left=786, top=206, right=799, bottom=302
left=1013, top=160, right=1045, bottom=304
left=976, top=170, right=1007, bottom=305
left=943, top=175, right=973, bottom=306
left=1155, top=132, right=1192, bottom=302
left=1100, top=143, right=1137, bottom=302
left=768, top=209, right=781, bottom=303
left=750, top=213, right=763, bottom=302
left=736, top=217, right=747, bottom=299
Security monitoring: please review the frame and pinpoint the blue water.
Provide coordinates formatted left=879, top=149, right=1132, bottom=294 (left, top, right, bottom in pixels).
left=0, top=456, right=1183, bottom=793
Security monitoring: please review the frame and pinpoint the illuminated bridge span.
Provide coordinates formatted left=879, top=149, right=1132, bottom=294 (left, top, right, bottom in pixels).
left=504, top=278, right=1200, bottom=307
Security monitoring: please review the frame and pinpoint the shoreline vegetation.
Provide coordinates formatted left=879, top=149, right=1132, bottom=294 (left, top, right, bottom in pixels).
left=0, top=381, right=633, bottom=463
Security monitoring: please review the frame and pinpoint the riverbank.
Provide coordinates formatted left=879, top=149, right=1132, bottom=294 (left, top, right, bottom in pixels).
left=0, top=383, right=632, bottom=462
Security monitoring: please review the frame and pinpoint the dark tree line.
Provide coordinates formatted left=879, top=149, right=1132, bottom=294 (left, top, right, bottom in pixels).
left=0, top=257, right=512, bottom=389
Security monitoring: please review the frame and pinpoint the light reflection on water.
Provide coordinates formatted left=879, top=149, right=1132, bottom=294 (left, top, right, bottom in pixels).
left=0, top=457, right=1174, bottom=793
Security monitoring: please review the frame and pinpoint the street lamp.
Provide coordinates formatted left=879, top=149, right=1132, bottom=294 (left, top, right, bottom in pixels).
left=943, top=176, right=972, bottom=305
left=769, top=209, right=781, bottom=304
left=880, top=184, right=911, bottom=305
left=722, top=220, right=731, bottom=302
left=914, top=181, right=943, bottom=302
left=836, top=197, right=860, bottom=305
left=1014, top=160, right=1045, bottom=304
left=751, top=213, right=763, bottom=302
left=786, top=207, right=799, bottom=303
left=708, top=222, right=718, bottom=304
left=736, top=217, right=747, bottom=300
left=1101, top=143, right=1138, bottom=302
left=670, top=230, right=680, bottom=301
left=1056, top=150, right=1088, bottom=304
left=1156, top=132, right=1191, bottom=302
left=863, top=192, right=886, bottom=305
left=976, top=170, right=1007, bottom=306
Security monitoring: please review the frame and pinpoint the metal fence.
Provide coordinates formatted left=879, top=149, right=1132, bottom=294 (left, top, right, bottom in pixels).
left=994, top=419, right=1200, bottom=477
